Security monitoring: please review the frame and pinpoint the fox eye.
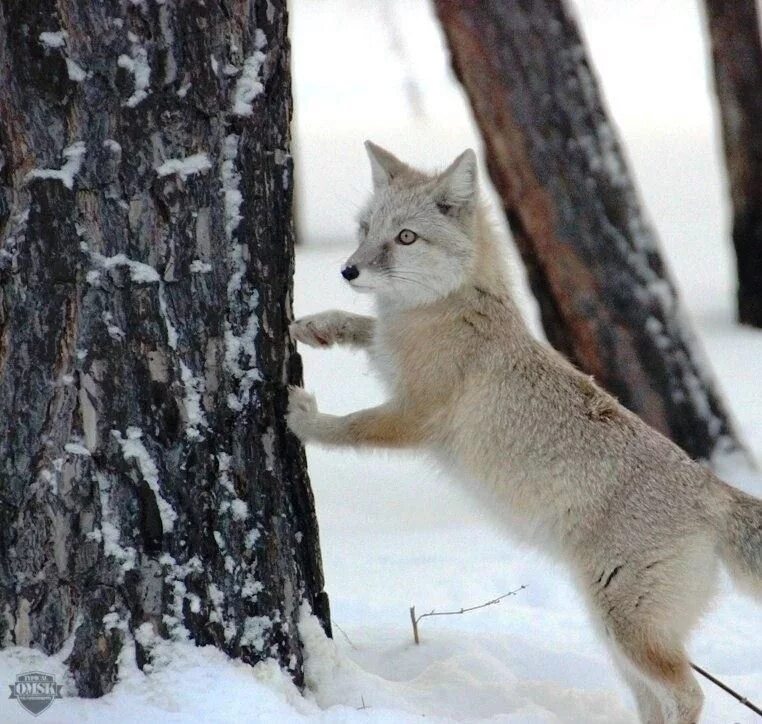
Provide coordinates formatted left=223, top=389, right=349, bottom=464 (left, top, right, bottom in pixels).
left=358, top=222, right=369, bottom=236
left=396, top=229, right=417, bottom=245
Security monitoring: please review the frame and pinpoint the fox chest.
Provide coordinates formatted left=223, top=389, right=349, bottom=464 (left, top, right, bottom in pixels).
left=369, top=324, right=458, bottom=398
left=368, top=335, right=401, bottom=392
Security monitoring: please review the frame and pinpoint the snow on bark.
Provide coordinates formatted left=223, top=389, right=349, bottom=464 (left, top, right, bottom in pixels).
left=178, top=360, right=207, bottom=440
left=190, top=259, right=212, bottom=273
left=155, top=153, right=212, bottom=180
left=66, top=58, right=87, bottom=82
left=87, top=249, right=161, bottom=284
left=114, top=427, right=178, bottom=532
left=26, top=142, right=86, bottom=190
left=232, top=53, right=266, bottom=116
left=221, top=134, right=243, bottom=240
left=117, top=41, right=150, bottom=107
left=64, top=442, right=91, bottom=456
left=39, top=30, right=67, bottom=48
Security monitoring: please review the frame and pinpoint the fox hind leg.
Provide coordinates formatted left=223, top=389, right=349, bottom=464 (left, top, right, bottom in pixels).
left=610, top=650, right=665, bottom=724
left=608, top=626, right=703, bottom=724
left=589, top=531, right=716, bottom=722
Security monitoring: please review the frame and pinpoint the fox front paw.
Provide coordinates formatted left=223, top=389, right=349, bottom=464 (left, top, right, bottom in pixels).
left=290, top=312, right=344, bottom=348
left=287, top=386, right=320, bottom=441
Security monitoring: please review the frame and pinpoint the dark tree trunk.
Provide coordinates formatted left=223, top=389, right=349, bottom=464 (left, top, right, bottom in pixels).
left=0, top=0, right=329, bottom=697
left=702, top=0, right=762, bottom=328
left=434, top=0, right=749, bottom=463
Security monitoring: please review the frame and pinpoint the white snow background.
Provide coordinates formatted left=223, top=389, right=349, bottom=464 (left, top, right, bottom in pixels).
left=1, top=0, right=761, bottom=722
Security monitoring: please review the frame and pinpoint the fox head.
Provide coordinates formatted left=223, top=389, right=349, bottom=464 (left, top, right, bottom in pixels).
left=342, top=142, right=479, bottom=308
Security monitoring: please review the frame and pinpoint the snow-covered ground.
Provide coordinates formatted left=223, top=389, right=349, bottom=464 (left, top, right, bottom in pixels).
left=2, top=0, right=761, bottom=722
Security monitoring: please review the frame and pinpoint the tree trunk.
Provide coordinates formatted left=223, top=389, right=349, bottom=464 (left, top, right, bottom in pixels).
left=702, top=0, right=762, bottom=328
left=0, top=0, right=329, bottom=697
left=434, top=0, right=748, bottom=463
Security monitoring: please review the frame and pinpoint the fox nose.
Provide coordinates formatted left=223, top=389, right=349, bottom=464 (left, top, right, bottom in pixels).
left=341, top=265, right=359, bottom=281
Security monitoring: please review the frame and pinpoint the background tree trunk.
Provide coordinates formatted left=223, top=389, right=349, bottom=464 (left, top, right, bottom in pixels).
left=0, top=0, right=329, bottom=697
left=702, top=0, right=762, bottom=328
left=434, top=0, right=748, bottom=464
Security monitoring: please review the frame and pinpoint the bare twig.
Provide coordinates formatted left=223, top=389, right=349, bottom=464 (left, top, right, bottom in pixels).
left=331, top=619, right=358, bottom=650
left=410, top=585, right=526, bottom=644
left=691, top=662, right=762, bottom=716
left=409, top=605, right=419, bottom=645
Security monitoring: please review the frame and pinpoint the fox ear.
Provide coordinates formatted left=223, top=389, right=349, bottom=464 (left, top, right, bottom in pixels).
left=436, top=149, right=477, bottom=211
left=365, top=140, right=408, bottom=190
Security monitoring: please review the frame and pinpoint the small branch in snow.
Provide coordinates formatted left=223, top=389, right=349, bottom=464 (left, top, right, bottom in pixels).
left=690, top=663, right=762, bottom=717
left=331, top=619, right=357, bottom=650
left=409, top=585, right=526, bottom=645
left=408, top=606, right=419, bottom=645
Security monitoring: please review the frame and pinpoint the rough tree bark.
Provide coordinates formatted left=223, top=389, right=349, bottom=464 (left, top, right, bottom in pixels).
left=0, top=0, right=329, bottom=697
left=702, top=0, right=762, bottom=328
left=434, top=0, right=748, bottom=463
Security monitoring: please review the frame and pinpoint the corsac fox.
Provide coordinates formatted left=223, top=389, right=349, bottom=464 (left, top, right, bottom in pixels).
left=287, top=142, right=762, bottom=723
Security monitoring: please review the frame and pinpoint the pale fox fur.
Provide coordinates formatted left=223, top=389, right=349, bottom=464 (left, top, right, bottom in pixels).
left=287, top=142, right=762, bottom=724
